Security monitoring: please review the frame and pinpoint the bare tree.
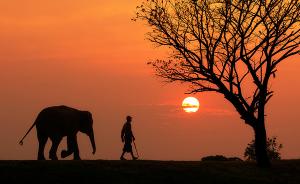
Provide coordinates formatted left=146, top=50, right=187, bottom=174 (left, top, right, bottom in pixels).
left=135, top=0, right=300, bottom=167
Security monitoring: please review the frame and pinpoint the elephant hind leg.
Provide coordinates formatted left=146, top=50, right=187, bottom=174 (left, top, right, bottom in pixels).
left=37, top=133, right=48, bottom=160
left=49, top=137, right=62, bottom=160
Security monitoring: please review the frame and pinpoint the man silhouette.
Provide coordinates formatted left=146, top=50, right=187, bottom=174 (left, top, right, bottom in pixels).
left=120, top=116, right=138, bottom=160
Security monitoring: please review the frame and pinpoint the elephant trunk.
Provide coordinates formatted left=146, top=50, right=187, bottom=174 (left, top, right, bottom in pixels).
left=89, top=129, right=96, bottom=154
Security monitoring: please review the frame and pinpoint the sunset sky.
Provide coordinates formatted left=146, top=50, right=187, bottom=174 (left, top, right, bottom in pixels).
left=0, top=0, right=299, bottom=160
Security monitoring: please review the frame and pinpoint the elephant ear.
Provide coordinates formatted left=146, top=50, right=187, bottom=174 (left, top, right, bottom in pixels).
left=86, top=111, right=93, bottom=124
left=80, top=111, right=93, bottom=126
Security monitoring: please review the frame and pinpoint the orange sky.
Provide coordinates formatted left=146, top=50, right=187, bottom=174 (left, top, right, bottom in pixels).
left=0, top=0, right=299, bottom=160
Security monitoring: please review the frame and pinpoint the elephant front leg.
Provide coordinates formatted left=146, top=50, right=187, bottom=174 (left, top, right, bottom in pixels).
left=61, top=136, right=74, bottom=158
left=61, top=135, right=81, bottom=160
left=72, top=135, right=81, bottom=160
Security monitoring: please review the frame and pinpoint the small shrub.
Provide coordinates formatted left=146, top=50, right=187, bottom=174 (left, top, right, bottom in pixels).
left=201, top=155, right=243, bottom=162
left=244, top=136, right=283, bottom=161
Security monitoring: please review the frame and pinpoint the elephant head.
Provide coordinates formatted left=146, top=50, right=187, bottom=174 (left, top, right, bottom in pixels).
left=79, top=111, right=96, bottom=154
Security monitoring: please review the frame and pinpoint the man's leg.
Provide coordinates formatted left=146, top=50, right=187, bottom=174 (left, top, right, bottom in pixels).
left=120, top=151, right=126, bottom=160
left=120, top=142, right=126, bottom=160
left=130, top=151, right=138, bottom=160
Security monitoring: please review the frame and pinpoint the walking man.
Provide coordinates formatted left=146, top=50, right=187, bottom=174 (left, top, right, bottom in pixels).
left=120, top=116, right=138, bottom=160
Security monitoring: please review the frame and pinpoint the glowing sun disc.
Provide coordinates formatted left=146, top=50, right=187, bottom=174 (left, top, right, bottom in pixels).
left=182, top=97, right=200, bottom=113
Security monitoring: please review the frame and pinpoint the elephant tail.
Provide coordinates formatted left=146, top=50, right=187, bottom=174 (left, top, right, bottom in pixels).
left=19, top=121, right=37, bottom=146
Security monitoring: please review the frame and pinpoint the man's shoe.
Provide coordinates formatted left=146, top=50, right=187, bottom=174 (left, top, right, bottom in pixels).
left=132, top=156, right=138, bottom=160
left=120, top=156, right=126, bottom=160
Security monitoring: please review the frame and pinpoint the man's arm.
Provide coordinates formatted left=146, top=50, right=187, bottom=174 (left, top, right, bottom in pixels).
left=121, top=124, right=125, bottom=142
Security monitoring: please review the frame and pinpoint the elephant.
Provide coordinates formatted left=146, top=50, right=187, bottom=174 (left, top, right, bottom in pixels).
left=19, top=105, right=96, bottom=160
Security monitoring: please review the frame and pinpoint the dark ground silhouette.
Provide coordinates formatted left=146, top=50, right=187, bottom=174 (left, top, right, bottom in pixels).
left=0, top=160, right=300, bottom=184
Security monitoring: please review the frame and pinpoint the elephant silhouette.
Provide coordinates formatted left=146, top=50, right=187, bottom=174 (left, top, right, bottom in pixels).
left=19, top=105, right=96, bottom=160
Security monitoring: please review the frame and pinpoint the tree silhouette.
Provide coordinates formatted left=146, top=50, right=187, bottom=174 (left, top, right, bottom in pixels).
left=244, top=136, right=283, bottom=161
left=135, top=0, right=300, bottom=167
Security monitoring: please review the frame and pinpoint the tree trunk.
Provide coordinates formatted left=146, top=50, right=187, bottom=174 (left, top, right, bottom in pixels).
left=253, top=118, right=271, bottom=167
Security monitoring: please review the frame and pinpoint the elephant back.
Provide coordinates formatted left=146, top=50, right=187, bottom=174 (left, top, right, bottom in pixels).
left=35, top=105, right=83, bottom=135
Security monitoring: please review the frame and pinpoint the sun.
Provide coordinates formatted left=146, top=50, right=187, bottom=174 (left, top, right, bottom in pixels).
left=182, top=97, right=200, bottom=113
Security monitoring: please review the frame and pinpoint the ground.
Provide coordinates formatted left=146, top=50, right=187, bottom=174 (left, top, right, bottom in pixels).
left=1, top=160, right=300, bottom=184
